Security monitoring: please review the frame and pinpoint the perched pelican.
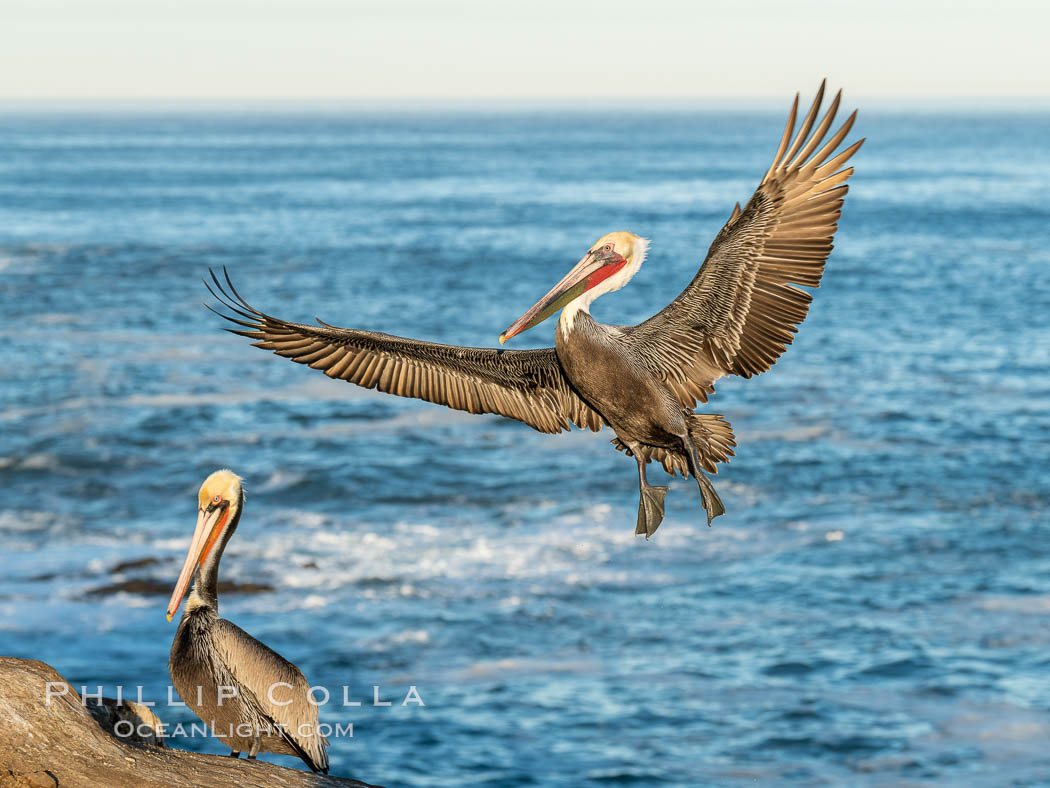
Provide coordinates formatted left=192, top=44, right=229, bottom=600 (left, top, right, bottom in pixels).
left=209, top=83, right=862, bottom=536
left=167, top=470, right=329, bottom=773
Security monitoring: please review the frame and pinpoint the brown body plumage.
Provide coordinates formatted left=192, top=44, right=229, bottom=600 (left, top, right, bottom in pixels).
left=208, top=82, right=862, bottom=536
left=167, top=470, right=329, bottom=773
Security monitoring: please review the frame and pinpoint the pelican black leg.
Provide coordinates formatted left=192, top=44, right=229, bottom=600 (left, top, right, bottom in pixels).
left=630, top=445, right=668, bottom=539
left=229, top=750, right=241, bottom=758
left=681, top=432, right=725, bottom=526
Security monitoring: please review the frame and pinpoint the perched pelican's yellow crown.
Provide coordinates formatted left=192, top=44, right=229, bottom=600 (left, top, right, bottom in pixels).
left=197, top=469, right=243, bottom=509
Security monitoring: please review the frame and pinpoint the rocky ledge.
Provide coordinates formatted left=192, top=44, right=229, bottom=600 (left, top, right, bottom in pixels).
left=0, top=657, right=380, bottom=788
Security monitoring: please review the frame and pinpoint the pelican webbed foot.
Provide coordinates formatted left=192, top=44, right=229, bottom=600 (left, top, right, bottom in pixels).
left=635, top=484, right=668, bottom=539
left=696, top=472, right=725, bottom=526
left=681, top=431, right=726, bottom=526
left=229, top=750, right=241, bottom=758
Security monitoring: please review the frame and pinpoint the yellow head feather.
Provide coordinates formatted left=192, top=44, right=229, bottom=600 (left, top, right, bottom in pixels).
left=590, top=231, right=647, bottom=262
left=197, top=469, right=243, bottom=509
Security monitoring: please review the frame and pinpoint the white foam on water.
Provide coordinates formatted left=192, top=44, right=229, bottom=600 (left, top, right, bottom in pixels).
left=211, top=500, right=709, bottom=605
left=258, top=468, right=309, bottom=493
left=152, top=536, right=191, bottom=551
left=273, top=508, right=335, bottom=530
left=0, top=509, right=79, bottom=534
left=977, top=595, right=1050, bottom=613
left=456, top=656, right=600, bottom=680
left=34, top=312, right=79, bottom=325
left=741, top=425, right=831, bottom=442
left=0, top=397, right=96, bottom=420
left=19, top=453, right=64, bottom=471
left=291, top=405, right=491, bottom=438
left=300, top=594, right=328, bottom=609
left=117, top=594, right=156, bottom=609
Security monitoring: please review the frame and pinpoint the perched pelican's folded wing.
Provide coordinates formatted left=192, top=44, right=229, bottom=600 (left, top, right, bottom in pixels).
left=623, top=81, right=863, bottom=409
left=208, top=270, right=604, bottom=435
left=212, top=619, right=329, bottom=774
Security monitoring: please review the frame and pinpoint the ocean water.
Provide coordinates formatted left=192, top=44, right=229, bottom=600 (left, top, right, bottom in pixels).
left=1, top=108, right=1049, bottom=787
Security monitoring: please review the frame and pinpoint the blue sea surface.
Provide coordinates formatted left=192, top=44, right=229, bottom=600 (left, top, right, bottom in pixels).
left=1, top=108, right=1049, bottom=786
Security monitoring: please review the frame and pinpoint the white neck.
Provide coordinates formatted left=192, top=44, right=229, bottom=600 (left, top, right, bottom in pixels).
left=558, top=237, right=648, bottom=333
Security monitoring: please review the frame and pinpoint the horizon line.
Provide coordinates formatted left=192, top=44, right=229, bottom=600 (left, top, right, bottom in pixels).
left=2, top=94, right=1050, bottom=114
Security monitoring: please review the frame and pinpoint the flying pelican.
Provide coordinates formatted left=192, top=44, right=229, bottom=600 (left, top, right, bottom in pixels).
left=209, top=83, right=861, bottom=537
left=167, top=469, right=329, bottom=773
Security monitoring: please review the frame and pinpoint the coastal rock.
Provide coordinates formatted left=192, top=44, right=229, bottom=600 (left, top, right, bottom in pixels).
left=85, top=697, right=166, bottom=749
left=0, top=657, right=380, bottom=788
left=109, top=558, right=162, bottom=573
left=84, top=578, right=273, bottom=597
left=75, top=555, right=273, bottom=598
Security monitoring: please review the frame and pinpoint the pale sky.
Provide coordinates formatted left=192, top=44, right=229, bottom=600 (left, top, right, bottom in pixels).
left=1, top=0, right=1048, bottom=104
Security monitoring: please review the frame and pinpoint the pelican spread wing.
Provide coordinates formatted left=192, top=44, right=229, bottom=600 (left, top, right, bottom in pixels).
left=208, top=272, right=604, bottom=435
left=623, top=81, right=864, bottom=408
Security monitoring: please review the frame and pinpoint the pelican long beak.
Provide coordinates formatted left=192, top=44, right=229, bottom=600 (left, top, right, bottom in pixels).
left=499, top=248, right=623, bottom=344
left=165, top=503, right=227, bottom=622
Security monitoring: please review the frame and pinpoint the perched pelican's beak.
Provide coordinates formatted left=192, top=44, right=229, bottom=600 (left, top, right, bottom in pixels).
left=499, top=246, right=625, bottom=344
left=165, top=501, right=229, bottom=622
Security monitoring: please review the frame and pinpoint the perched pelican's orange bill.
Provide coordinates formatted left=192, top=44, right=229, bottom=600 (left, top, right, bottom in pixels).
left=166, top=469, right=241, bottom=621
left=166, top=504, right=228, bottom=621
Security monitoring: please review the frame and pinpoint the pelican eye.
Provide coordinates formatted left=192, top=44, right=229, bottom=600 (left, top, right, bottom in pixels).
left=212, top=495, right=221, bottom=504
left=603, top=244, right=612, bottom=252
